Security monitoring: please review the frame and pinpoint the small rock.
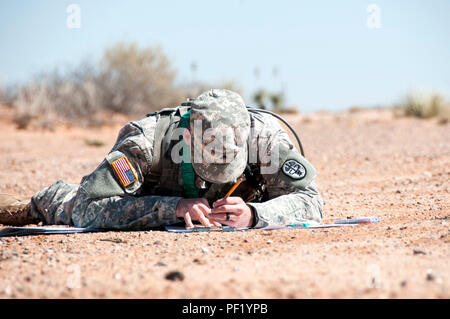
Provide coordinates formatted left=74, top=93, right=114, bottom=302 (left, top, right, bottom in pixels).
left=165, top=271, right=184, bottom=282
left=400, top=280, right=407, bottom=287
left=153, top=240, right=163, bottom=245
left=395, top=190, right=402, bottom=194
left=413, top=249, right=426, bottom=255
left=266, top=239, right=273, bottom=244
left=426, top=269, right=435, bottom=281
left=155, top=261, right=167, bottom=267
left=201, top=247, right=209, bottom=253
left=114, top=273, right=121, bottom=280
left=193, top=258, right=206, bottom=265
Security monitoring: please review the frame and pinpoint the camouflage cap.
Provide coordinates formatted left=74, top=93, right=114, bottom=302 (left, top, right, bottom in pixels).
left=190, top=89, right=250, bottom=184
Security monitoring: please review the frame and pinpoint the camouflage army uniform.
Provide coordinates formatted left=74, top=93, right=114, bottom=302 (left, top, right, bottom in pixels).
left=30, top=89, right=323, bottom=230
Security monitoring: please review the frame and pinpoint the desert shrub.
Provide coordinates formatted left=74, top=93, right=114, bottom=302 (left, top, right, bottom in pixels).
left=402, top=92, right=444, bottom=118
left=0, top=83, right=17, bottom=107
left=7, top=42, right=245, bottom=128
left=270, top=92, right=284, bottom=112
left=97, top=42, right=179, bottom=115
left=252, top=89, right=268, bottom=109
left=10, top=42, right=182, bottom=127
left=348, top=105, right=362, bottom=113
left=251, top=90, right=290, bottom=113
left=13, top=64, right=103, bottom=128
left=437, top=103, right=450, bottom=124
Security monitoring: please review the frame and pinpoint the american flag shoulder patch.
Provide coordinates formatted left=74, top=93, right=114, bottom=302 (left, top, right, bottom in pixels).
left=111, top=156, right=137, bottom=187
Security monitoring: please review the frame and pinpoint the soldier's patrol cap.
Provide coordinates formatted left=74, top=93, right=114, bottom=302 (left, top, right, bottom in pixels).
left=189, top=89, right=250, bottom=184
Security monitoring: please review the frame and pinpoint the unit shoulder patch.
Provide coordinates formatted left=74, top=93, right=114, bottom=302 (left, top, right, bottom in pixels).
left=281, top=159, right=306, bottom=180
left=111, top=156, right=137, bottom=187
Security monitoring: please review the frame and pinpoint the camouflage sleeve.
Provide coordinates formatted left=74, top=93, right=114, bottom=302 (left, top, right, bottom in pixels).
left=70, top=119, right=182, bottom=230
left=246, top=114, right=323, bottom=228
left=247, top=180, right=323, bottom=229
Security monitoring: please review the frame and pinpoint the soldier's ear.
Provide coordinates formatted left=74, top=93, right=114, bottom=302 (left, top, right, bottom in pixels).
left=183, top=128, right=191, bottom=146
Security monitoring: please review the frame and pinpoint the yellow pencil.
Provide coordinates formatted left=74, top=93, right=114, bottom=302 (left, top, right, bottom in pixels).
left=224, top=176, right=245, bottom=198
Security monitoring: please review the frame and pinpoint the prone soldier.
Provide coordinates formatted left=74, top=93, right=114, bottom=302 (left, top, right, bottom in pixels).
left=0, top=89, right=323, bottom=230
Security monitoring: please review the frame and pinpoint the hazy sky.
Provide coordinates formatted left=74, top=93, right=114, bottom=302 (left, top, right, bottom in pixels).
left=0, top=0, right=449, bottom=112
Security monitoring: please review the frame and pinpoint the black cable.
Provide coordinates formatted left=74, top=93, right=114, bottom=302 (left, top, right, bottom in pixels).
left=247, top=107, right=305, bottom=157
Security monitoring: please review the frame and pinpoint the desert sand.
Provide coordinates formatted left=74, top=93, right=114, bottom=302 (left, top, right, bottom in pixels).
left=0, top=105, right=448, bottom=298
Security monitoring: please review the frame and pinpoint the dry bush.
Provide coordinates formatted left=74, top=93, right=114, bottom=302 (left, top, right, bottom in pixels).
left=13, top=67, right=102, bottom=128
left=437, top=103, right=450, bottom=124
left=98, top=42, right=179, bottom=115
left=7, top=42, right=247, bottom=129
left=9, top=43, right=183, bottom=128
left=402, top=92, right=444, bottom=118
left=0, top=83, right=4, bottom=103
left=0, top=83, right=17, bottom=107
left=348, top=105, right=363, bottom=113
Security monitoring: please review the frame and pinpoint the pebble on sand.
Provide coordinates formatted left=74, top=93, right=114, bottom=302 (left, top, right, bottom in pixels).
left=165, top=271, right=184, bottom=282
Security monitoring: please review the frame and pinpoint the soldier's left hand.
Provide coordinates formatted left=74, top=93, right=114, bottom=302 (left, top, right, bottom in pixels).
left=210, top=197, right=254, bottom=228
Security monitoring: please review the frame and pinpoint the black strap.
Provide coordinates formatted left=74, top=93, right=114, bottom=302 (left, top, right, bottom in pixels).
left=247, top=107, right=305, bottom=157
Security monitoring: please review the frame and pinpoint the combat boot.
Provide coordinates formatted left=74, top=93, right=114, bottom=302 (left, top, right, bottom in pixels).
left=0, top=194, right=41, bottom=226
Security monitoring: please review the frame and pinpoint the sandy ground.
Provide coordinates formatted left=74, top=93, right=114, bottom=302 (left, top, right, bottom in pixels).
left=0, top=105, right=448, bottom=299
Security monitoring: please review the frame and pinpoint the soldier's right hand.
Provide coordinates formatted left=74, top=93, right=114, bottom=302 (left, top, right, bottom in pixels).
left=175, top=198, right=222, bottom=228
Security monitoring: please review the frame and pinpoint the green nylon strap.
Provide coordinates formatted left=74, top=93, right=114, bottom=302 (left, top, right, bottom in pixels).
left=179, top=111, right=199, bottom=198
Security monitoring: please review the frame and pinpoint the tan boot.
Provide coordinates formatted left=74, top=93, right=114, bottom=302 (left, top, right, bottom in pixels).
left=0, top=194, right=41, bottom=226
